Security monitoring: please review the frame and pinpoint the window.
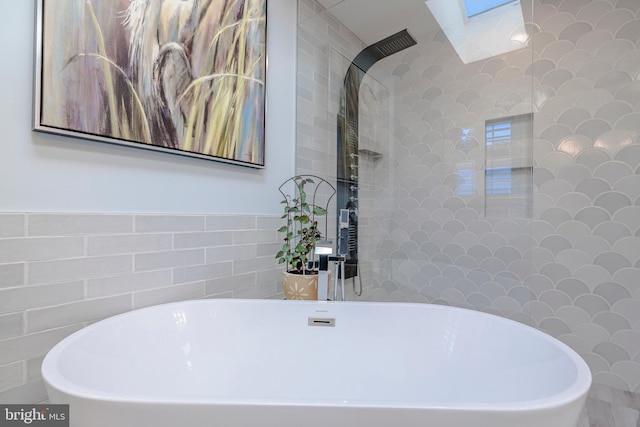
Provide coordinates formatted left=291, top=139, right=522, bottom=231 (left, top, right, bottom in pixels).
left=426, top=0, right=526, bottom=64
left=486, top=121, right=512, bottom=149
left=485, top=114, right=532, bottom=218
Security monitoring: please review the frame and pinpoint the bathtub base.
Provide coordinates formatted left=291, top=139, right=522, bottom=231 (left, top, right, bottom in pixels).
left=49, top=394, right=588, bottom=427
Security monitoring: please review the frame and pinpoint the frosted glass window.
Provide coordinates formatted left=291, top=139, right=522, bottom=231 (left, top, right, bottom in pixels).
left=485, top=113, right=532, bottom=218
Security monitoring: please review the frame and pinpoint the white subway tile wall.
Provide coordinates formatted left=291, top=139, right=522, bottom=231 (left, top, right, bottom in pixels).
left=0, top=213, right=283, bottom=403
left=297, top=0, right=640, bottom=400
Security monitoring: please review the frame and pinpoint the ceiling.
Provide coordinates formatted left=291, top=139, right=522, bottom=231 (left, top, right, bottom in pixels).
left=315, top=0, right=529, bottom=64
left=316, top=0, right=441, bottom=45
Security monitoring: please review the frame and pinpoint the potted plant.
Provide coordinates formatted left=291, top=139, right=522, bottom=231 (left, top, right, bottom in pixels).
left=276, top=175, right=335, bottom=300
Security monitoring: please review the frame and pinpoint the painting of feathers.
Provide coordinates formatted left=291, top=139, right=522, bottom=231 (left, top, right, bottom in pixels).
left=34, top=0, right=266, bottom=167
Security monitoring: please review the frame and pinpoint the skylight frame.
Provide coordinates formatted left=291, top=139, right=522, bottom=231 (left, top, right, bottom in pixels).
left=425, top=0, right=527, bottom=64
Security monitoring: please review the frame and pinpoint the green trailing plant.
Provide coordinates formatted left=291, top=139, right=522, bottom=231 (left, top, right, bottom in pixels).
left=276, top=176, right=334, bottom=275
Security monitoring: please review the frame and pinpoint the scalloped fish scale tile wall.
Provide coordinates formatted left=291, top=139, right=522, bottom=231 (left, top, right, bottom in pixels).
left=296, top=0, right=640, bottom=394
left=360, top=0, right=640, bottom=393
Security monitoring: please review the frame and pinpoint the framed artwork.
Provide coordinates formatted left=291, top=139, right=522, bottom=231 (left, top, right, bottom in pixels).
left=33, top=0, right=267, bottom=168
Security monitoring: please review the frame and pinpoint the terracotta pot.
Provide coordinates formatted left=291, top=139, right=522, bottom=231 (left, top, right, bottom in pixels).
left=282, top=271, right=331, bottom=300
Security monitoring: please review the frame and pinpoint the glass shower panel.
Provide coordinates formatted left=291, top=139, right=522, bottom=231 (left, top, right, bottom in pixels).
left=327, top=42, right=395, bottom=299
left=298, top=0, right=640, bottom=396
left=296, top=0, right=536, bottom=320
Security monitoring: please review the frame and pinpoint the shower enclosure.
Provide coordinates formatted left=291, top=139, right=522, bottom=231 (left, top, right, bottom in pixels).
left=296, top=0, right=535, bottom=313
left=297, top=0, right=640, bottom=401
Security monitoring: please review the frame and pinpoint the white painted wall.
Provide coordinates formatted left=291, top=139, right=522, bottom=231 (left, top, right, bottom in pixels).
left=0, top=0, right=296, bottom=214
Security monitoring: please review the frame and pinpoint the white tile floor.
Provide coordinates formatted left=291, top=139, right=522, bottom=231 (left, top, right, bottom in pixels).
left=578, top=384, right=640, bottom=427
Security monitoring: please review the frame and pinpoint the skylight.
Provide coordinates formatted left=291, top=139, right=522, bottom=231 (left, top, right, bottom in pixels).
left=425, top=0, right=527, bottom=64
left=463, top=0, right=518, bottom=18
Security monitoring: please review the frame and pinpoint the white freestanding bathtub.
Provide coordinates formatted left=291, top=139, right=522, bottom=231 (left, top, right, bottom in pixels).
left=42, top=299, right=591, bottom=427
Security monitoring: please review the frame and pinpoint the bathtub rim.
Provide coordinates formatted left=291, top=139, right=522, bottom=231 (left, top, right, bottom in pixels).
left=42, top=298, right=592, bottom=412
